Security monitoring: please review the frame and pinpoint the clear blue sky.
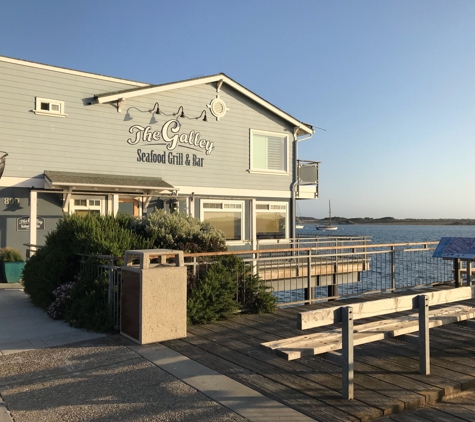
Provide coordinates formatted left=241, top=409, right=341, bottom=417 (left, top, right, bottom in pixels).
left=1, top=0, right=474, bottom=219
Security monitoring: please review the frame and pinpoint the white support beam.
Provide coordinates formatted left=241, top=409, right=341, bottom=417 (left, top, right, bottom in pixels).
left=62, top=187, right=73, bottom=212
left=29, top=191, right=37, bottom=256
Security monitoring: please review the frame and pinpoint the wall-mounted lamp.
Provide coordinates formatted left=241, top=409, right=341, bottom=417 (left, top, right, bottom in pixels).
left=196, top=110, right=207, bottom=122
left=174, top=106, right=186, bottom=118
left=0, top=152, right=8, bottom=179
left=149, top=102, right=161, bottom=115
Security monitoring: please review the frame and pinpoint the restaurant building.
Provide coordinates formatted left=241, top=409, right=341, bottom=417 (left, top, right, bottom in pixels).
left=0, top=55, right=319, bottom=257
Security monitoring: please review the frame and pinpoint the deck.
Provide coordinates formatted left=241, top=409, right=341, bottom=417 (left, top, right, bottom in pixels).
left=164, top=285, right=475, bottom=421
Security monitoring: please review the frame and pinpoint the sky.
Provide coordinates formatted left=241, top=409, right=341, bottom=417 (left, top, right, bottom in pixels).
left=1, top=0, right=474, bottom=219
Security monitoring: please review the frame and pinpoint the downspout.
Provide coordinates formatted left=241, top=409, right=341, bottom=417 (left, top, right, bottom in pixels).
left=291, top=128, right=314, bottom=240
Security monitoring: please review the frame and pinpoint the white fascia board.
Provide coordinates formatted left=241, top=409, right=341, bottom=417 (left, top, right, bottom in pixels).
left=47, top=181, right=177, bottom=192
left=175, top=185, right=291, bottom=199
left=0, top=56, right=148, bottom=87
left=223, top=79, right=314, bottom=136
left=96, top=75, right=224, bottom=104
left=0, top=177, right=44, bottom=188
left=96, top=74, right=314, bottom=136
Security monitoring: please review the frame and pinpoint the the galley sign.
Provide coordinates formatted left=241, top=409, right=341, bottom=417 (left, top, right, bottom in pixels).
left=17, top=217, right=45, bottom=232
left=127, top=119, right=215, bottom=168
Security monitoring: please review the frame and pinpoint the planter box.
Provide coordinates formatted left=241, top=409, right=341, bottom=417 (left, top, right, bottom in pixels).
left=2, top=262, right=25, bottom=283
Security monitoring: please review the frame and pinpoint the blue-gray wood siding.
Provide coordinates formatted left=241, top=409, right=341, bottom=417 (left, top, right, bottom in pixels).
left=0, top=59, right=296, bottom=193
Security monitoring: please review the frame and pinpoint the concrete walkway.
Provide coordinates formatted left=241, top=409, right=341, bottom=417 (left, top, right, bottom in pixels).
left=0, top=284, right=314, bottom=422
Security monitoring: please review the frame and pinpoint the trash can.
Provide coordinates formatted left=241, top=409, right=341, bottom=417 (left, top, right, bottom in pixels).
left=120, top=249, right=187, bottom=345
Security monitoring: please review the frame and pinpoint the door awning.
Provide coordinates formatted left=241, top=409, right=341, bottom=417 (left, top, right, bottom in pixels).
left=44, top=171, right=176, bottom=209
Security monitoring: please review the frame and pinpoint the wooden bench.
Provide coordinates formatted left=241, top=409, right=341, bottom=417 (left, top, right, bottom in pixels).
left=261, top=285, right=475, bottom=400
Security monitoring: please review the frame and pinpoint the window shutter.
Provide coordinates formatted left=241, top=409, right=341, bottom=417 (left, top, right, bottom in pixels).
left=267, top=136, right=285, bottom=171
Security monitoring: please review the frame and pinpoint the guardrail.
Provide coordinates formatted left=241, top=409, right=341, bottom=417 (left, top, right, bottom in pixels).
left=72, top=239, right=460, bottom=328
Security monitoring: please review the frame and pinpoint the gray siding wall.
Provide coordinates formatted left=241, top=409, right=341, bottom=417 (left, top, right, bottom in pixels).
left=0, top=59, right=295, bottom=193
left=0, top=187, right=62, bottom=259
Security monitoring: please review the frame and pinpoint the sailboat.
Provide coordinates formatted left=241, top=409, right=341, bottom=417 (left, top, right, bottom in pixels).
left=316, top=201, right=338, bottom=231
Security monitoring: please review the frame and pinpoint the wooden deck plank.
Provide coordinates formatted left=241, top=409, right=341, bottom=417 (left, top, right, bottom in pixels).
left=187, top=324, right=385, bottom=420
left=175, top=328, right=366, bottom=421
left=208, top=320, right=409, bottom=417
left=162, top=286, right=475, bottom=421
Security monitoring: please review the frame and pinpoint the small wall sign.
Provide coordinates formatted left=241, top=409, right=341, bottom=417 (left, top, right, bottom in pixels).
left=16, top=217, right=45, bottom=232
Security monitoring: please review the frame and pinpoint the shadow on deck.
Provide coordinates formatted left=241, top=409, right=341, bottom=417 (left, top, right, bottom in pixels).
left=164, top=285, right=475, bottom=421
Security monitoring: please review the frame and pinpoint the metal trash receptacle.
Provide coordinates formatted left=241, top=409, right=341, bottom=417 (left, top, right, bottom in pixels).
left=120, top=249, right=187, bottom=345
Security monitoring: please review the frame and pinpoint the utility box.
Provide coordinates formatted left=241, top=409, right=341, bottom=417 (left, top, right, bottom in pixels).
left=120, top=249, right=187, bottom=345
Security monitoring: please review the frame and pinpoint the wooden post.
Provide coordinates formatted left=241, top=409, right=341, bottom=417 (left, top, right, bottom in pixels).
left=390, top=246, right=395, bottom=290
left=418, top=294, right=430, bottom=375
left=342, top=306, right=354, bottom=400
left=304, top=251, right=313, bottom=303
left=454, top=259, right=461, bottom=287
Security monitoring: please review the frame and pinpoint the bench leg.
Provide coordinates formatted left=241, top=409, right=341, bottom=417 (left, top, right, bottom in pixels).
left=342, top=306, right=354, bottom=399
left=418, top=294, right=430, bottom=375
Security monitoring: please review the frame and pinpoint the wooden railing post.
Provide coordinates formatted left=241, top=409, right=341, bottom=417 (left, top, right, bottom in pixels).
left=391, top=246, right=396, bottom=290
left=418, top=294, right=430, bottom=375
left=342, top=306, right=354, bottom=399
left=305, top=250, right=312, bottom=303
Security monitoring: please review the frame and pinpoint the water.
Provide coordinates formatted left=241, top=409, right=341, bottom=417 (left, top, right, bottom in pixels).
left=297, top=224, right=475, bottom=245
left=281, top=224, right=475, bottom=304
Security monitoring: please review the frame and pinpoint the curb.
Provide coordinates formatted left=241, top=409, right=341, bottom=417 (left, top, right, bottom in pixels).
left=0, top=397, right=13, bottom=422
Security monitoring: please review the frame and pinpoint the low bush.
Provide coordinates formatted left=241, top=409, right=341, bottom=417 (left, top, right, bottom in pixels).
left=133, top=209, right=227, bottom=253
left=23, top=210, right=232, bottom=330
left=66, top=269, right=113, bottom=332
left=187, top=255, right=277, bottom=325
left=23, top=213, right=151, bottom=309
left=0, top=247, right=24, bottom=262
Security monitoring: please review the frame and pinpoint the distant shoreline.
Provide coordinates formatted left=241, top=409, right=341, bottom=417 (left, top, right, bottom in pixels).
left=298, top=217, right=475, bottom=226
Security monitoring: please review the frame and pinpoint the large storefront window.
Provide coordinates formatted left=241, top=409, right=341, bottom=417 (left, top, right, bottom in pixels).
left=202, top=201, right=243, bottom=241
left=256, top=202, right=287, bottom=239
left=250, top=130, right=289, bottom=173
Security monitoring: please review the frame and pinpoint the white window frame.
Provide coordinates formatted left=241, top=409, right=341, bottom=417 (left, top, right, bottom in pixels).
left=34, top=97, right=67, bottom=117
left=250, top=129, right=290, bottom=175
left=201, top=199, right=245, bottom=244
left=255, top=201, right=289, bottom=239
left=70, top=196, right=105, bottom=215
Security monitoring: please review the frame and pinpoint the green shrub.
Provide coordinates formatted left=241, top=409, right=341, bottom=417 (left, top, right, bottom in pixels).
left=187, top=258, right=239, bottom=325
left=187, top=255, right=277, bottom=325
left=66, top=269, right=113, bottom=332
left=0, top=247, right=24, bottom=262
left=23, top=213, right=151, bottom=309
left=134, top=209, right=227, bottom=253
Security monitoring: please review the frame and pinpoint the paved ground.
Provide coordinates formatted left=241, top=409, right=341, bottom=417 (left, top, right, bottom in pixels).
left=0, top=284, right=313, bottom=422
left=4, top=283, right=475, bottom=422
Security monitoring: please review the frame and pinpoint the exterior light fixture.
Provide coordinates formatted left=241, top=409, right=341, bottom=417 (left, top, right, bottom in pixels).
left=150, top=102, right=160, bottom=115
left=196, top=110, right=207, bottom=121
left=0, top=152, right=7, bottom=179
left=175, top=106, right=185, bottom=118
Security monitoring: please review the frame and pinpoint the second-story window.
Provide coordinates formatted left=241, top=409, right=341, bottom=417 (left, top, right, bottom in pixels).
left=250, top=130, right=289, bottom=174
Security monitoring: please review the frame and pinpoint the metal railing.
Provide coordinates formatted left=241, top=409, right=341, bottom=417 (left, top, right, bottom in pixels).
left=75, top=238, right=460, bottom=328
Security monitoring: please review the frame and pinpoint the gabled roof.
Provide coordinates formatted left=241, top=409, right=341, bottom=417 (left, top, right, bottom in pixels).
left=94, top=73, right=314, bottom=136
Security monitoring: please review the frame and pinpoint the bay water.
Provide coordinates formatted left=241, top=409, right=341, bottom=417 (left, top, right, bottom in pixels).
left=297, top=224, right=475, bottom=245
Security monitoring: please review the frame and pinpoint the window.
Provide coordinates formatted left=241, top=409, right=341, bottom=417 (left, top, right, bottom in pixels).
left=202, top=200, right=244, bottom=242
left=34, top=97, right=66, bottom=117
left=256, top=202, right=288, bottom=239
left=71, top=197, right=103, bottom=216
left=250, top=130, right=289, bottom=173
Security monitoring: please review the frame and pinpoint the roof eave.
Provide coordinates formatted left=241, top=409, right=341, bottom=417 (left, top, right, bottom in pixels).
left=94, top=74, right=314, bottom=136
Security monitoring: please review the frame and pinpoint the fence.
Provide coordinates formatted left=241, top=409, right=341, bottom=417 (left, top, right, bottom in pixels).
left=75, top=238, right=460, bottom=329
